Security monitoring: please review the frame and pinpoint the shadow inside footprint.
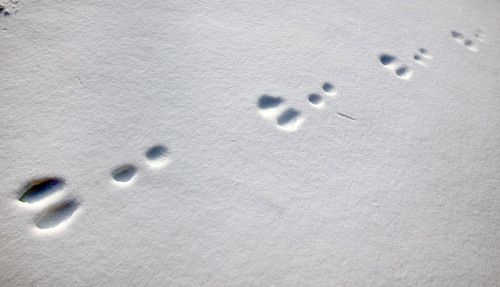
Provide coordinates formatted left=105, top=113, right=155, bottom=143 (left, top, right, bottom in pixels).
left=277, top=108, right=303, bottom=131
left=112, top=164, right=137, bottom=183
left=464, top=39, right=474, bottom=47
left=322, top=82, right=337, bottom=96
left=380, top=54, right=396, bottom=66
left=474, top=29, right=486, bottom=42
left=395, top=66, right=411, bottom=78
left=35, top=199, right=79, bottom=230
left=464, top=39, right=478, bottom=52
left=146, top=145, right=168, bottom=161
left=308, top=93, right=323, bottom=107
left=19, top=177, right=65, bottom=204
left=258, top=95, right=283, bottom=109
left=146, top=145, right=169, bottom=167
left=451, top=30, right=464, bottom=40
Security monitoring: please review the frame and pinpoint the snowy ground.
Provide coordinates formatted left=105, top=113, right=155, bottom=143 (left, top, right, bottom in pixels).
left=1, top=0, right=500, bottom=286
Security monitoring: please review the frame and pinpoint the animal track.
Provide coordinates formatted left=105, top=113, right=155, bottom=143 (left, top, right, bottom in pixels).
left=379, top=54, right=413, bottom=80
left=14, top=143, right=171, bottom=235
left=112, top=164, right=137, bottom=184
left=35, top=199, right=79, bottom=230
left=307, top=81, right=338, bottom=108
left=451, top=30, right=479, bottom=52
left=257, top=95, right=285, bottom=120
left=146, top=145, right=169, bottom=168
left=17, top=176, right=79, bottom=232
left=0, top=0, right=20, bottom=16
left=322, top=82, right=337, bottom=97
left=308, top=93, right=324, bottom=108
left=258, top=80, right=350, bottom=131
left=474, top=29, right=486, bottom=42
left=111, top=144, right=170, bottom=185
left=276, top=108, right=303, bottom=131
left=414, top=48, right=432, bottom=65
left=18, top=177, right=65, bottom=205
left=257, top=95, right=303, bottom=132
left=258, top=95, right=283, bottom=109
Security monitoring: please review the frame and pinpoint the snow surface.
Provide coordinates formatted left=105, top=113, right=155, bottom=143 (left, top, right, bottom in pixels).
left=1, top=0, right=500, bottom=286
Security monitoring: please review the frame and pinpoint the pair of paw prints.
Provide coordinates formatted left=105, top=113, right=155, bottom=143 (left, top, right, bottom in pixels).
left=307, top=82, right=337, bottom=108
left=413, top=48, right=432, bottom=66
left=379, top=48, right=432, bottom=80
left=308, top=83, right=355, bottom=120
left=17, top=177, right=79, bottom=233
left=15, top=144, right=170, bottom=235
left=451, top=29, right=485, bottom=52
left=257, top=96, right=304, bottom=132
left=379, top=54, right=413, bottom=80
left=0, top=0, right=20, bottom=16
left=111, top=144, right=170, bottom=185
left=257, top=81, right=338, bottom=132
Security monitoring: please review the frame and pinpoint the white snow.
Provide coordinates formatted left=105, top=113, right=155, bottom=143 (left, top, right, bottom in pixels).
left=1, top=0, right=500, bottom=286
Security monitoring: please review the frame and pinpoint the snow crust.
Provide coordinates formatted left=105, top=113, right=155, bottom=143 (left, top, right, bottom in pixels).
left=1, top=0, right=499, bottom=286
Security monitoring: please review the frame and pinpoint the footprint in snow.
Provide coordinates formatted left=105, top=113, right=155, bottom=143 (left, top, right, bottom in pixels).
left=473, top=29, right=486, bottom=42
left=257, top=95, right=304, bottom=132
left=35, top=199, right=79, bottom=230
left=307, top=82, right=337, bottom=109
left=145, top=145, right=170, bottom=168
left=307, top=81, right=355, bottom=120
left=15, top=143, right=171, bottom=234
left=413, top=48, right=432, bottom=66
left=451, top=30, right=479, bottom=52
left=112, top=164, right=137, bottom=185
left=111, top=144, right=171, bottom=186
left=379, top=53, right=413, bottom=80
left=18, top=177, right=65, bottom=205
left=17, top=176, right=80, bottom=232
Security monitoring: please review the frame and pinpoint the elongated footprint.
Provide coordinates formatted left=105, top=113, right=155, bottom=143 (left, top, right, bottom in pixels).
left=35, top=199, right=79, bottom=230
left=112, top=164, right=137, bottom=184
left=18, top=177, right=65, bottom=205
left=276, top=108, right=303, bottom=131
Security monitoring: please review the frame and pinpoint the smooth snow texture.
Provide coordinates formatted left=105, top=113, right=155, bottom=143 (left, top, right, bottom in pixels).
left=1, top=0, right=500, bottom=286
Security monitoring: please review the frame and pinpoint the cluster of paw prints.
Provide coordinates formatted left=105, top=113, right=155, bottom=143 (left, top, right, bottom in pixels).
left=0, top=0, right=20, bottom=16
left=379, top=48, right=432, bottom=80
left=378, top=28, right=486, bottom=80
left=257, top=81, right=338, bottom=132
left=451, top=29, right=485, bottom=52
left=16, top=144, right=170, bottom=234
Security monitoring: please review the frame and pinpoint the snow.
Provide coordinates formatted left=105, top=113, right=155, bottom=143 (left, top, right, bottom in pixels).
left=1, top=0, right=499, bottom=286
